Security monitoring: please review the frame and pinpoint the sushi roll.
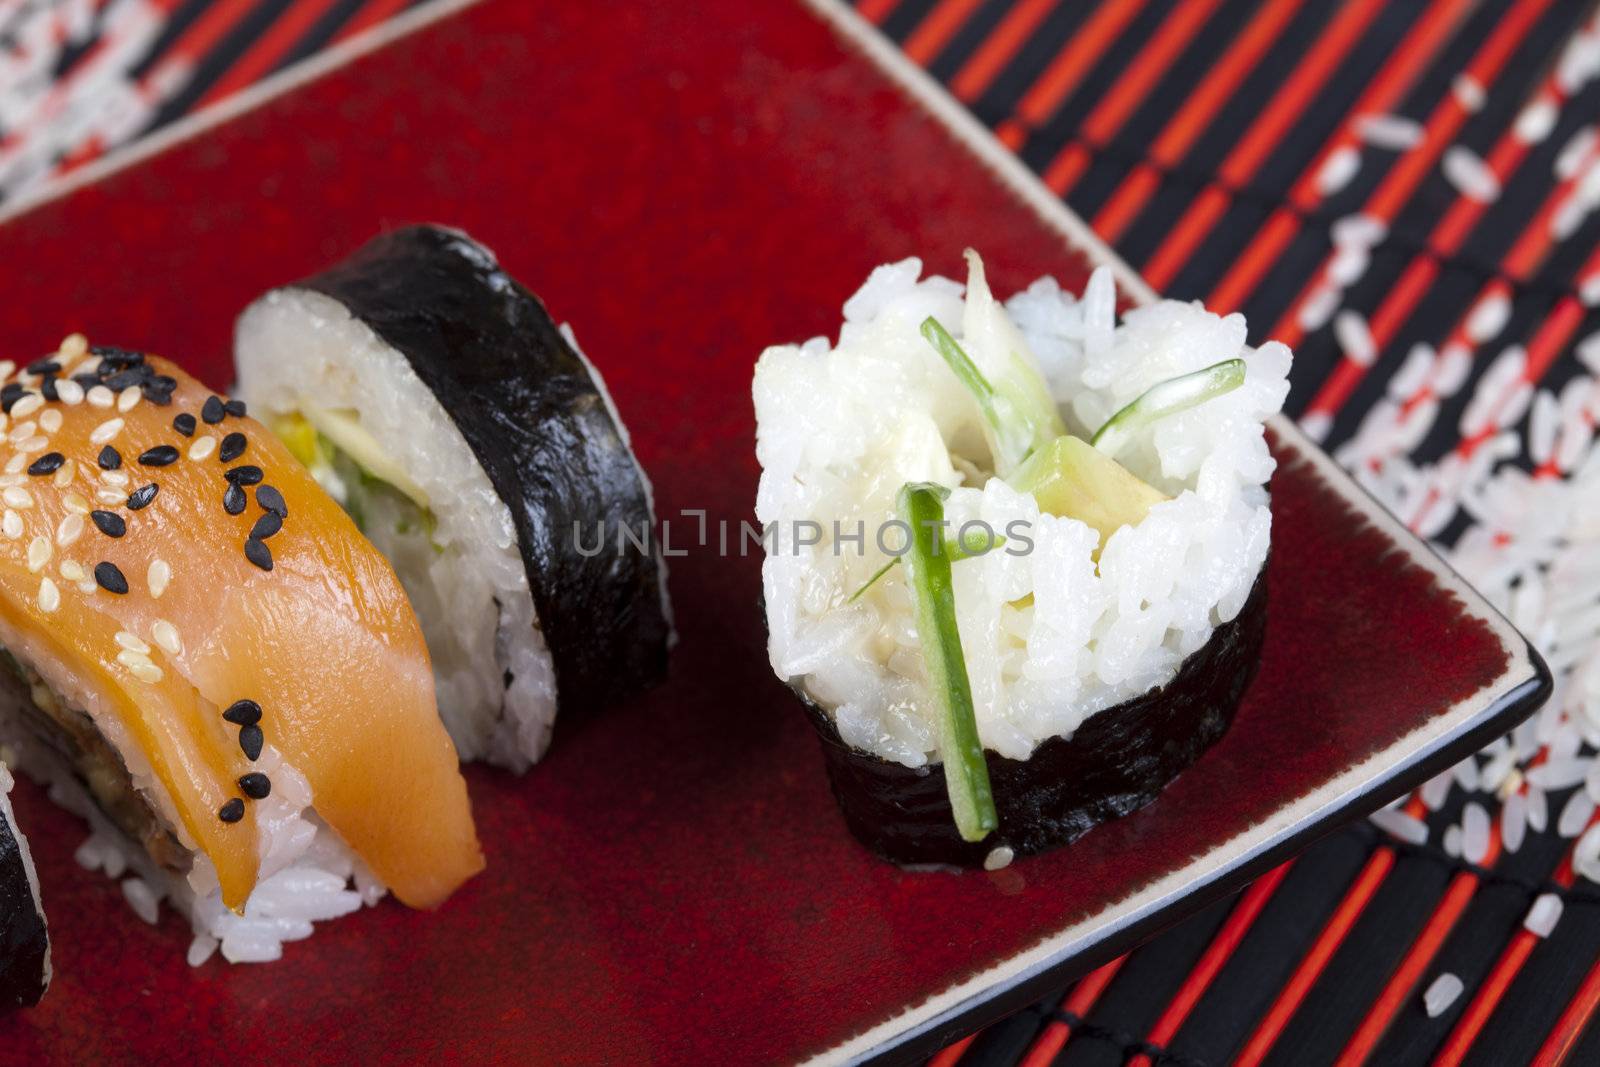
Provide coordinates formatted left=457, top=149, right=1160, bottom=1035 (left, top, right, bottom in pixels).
left=753, top=253, right=1288, bottom=866
left=0, top=761, right=47, bottom=1010
left=0, top=336, right=482, bottom=961
left=235, top=225, right=672, bottom=770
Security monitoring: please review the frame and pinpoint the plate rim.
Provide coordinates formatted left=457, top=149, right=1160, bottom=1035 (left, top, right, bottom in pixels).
left=0, top=3, right=1552, bottom=1063
left=796, top=1, right=1551, bottom=1063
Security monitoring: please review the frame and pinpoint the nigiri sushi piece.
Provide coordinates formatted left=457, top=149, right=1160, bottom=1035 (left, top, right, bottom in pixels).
left=0, top=336, right=482, bottom=961
left=235, top=226, right=672, bottom=771
left=0, top=761, right=47, bottom=1010
left=753, top=253, right=1289, bottom=866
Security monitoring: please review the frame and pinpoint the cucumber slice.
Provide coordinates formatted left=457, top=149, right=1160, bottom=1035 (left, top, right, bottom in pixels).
left=898, top=482, right=998, bottom=843
left=1091, top=358, right=1246, bottom=460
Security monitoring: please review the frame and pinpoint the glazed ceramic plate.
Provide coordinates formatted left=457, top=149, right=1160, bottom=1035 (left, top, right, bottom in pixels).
left=0, top=1, right=1549, bottom=1063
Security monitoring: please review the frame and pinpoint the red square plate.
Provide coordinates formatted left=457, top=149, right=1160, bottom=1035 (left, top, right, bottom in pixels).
left=0, top=1, right=1549, bottom=1063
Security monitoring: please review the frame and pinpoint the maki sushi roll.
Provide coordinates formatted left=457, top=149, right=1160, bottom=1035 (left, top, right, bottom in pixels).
left=235, top=225, right=672, bottom=770
left=0, top=761, right=47, bottom=1011
left=753, top=253, right=1288, bottom=866
left=0, top=336, right=483, bottom=961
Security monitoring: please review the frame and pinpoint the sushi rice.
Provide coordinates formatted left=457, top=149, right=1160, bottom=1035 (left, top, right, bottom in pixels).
left=755, top=256, right=1289, bottom=768
left=237, top=292, right=559, bottom=770
left=3, top=695, right=381, bottom=966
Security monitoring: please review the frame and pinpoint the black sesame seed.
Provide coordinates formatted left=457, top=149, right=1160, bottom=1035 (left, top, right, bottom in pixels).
left=93, top=561, right=128, bottom=594
left=218, top=798, right=245, bottom=824
left=91, top=346, right=144, bottom=367
left=219, top=432, right=247, bottom=463
left=1, top=387, right=27, bottom=414
left=39, top=376, right=58, bottom=402
left=103, top=369, right=142, bottom=391
left=222, top=699, right=261, bottom=726
left=26, top=452, right=64, bottom=476
left=97, top=445, right=121, bottom=470
left=25, top=359, right=59, bottom=376
left=172, top=413, right=196, bottom=436
left=225, top=464, right=263, bottom=486
left=250, top=511, right=282, bottom=540
left=244, top=537, right=273, bottom=571
left=238, top=724, right=264, bottom=761
left=90, top=510, right=126, bottom=538
left=238, top=773, right=271, bottom=800
left=224, top=399, right=247, bottom=418
left=137, top=445, right=179, bottom=467
left=256, top=485, right=287, bottom=517
left=223, top=483, right=246, bottom=515
left=127, top=483, right=158, bottom=510
left=72, top=373, right=99, bottom=390
left=201, top=396, right=225, bottom=424
left=143, top=377, right=175, bottom=406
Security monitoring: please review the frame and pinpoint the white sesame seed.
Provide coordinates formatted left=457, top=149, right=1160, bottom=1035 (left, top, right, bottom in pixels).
left=37, top=409, right=61, bottom=434
left=59, top=560, right=84, bottom=582
left=150, top=619, right=181, bottom=656
left=9, top=395, right=42, bottom=419
left=115, top=649, right=152, bottom=670
left=187, top=435, right=216, bottom=462
left=54, top=379, right=83, bottom=406
left=95, top=488, right=124, bottom=506
left=0, top=361, right=15, bottom=381
left=0, top=475, right=24, bottom=489
left=1, top=511, right=20, bottom=540
left=115, top=631, right=150, bottom=655
left=2, top=486, right=33, bottom=509
left=7, top=422, right=34, bottom=444
left=86, top=385, right=113, bottom=409
left=25, top=536, right=49, bottom=573
left=76, top=579, right=96, bottom=595
left=116, top=387, right=140, bottom=413
left=115, top=650, right=162, bottom=684
left=16, top=436, right=49, bottom=455
left=147, top=558, right=170, bottom=599
left=98, top=469, right=127, bottom=487
left=35, top=577, right=58, bottom=614
left=62, top=493, right=88, bottom=515
left=51, top=460, right=74, bottom=489
left=89, top=418, right=124, bottom=445
left=2, top=455, right=22, bottom=475
left=76, top=357, right=101, bottom=377
left=55, top=513, right=82, bottom=547
left=58, top=334, right=87, bottom=360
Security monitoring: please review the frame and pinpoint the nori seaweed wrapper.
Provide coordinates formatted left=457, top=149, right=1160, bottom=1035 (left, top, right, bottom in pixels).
left=799, top=563, right=1268, bottom=867
left=291, top=226, right=671, bottom=720
left=0, top=785, right=46, bottom=1012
